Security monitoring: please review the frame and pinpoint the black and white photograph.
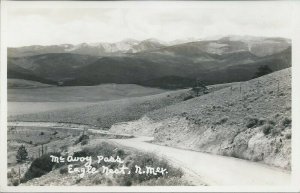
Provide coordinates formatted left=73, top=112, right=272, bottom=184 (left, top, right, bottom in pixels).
left=0, top=0, right=300, bottom=192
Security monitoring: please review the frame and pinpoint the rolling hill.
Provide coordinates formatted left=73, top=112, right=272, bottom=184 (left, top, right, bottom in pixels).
left=111, top=68, right=292, bottom=169
left=7, top=36, right=291, bottom=88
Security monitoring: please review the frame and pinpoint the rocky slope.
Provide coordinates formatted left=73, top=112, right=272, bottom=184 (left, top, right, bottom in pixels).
left=110, top=68, right=291, bottom=169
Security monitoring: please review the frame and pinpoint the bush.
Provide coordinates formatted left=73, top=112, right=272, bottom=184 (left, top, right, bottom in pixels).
left=16, top=145, right=28, bottom=163
left=12, top=179, right=19, bottom=186
left=285, top=133, right=291, bottom=139
left=59, top=166, right=69, bottom=174
left=116, top=149, right=125, bottom=157
left=216, top=117, right=228, bottom=125
left=258, top=118, right=266, bottom=126
left=74, top=134, right=89, bottom=145
left=271, top=127, right=281, bottom=136
left=40, top=132, right=44, bottom=135
left=23, top=152, right=60, bottom=182
left=246, top=118, right=258, bottom=128
left=262, top=124, right=274, bottom=135
left=281, top=117, right=291, bottom=127
left=268, top=120, right=276, bottom=126
left=81, top=139, right=89, bottom=146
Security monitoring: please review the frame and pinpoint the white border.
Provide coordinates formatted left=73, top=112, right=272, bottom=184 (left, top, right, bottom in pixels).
left=1, top=1, right=300, bottom=192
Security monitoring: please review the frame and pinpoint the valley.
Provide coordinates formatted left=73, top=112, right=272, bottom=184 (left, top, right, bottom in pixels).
left=6, top=35, right=292, bottom=186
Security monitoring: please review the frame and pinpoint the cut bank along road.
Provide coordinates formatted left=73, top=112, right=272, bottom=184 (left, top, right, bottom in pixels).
left=109, top=136, right=291, bottom=186
left=8, top=121, right=291, bottom=186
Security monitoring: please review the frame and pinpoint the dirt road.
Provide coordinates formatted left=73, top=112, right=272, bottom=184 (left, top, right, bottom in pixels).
left=110, top=136, right=291, bottom=186
left=8, top=121, right=291, bottom=186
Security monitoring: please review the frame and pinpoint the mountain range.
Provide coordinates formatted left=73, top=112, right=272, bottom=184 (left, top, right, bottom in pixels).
left=8, top=35, right=291, bottom=89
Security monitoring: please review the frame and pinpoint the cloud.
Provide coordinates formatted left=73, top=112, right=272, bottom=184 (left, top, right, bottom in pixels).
left=6, top=1, right=293, bottom=47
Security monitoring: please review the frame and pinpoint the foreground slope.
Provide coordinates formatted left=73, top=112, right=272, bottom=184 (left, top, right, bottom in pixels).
left=111, top=68, right=291, bottom=169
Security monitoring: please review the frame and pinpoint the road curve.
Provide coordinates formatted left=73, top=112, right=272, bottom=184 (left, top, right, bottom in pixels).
left=8, top=121, right=291, bottom=186
left=110, top=136, right=291, bottom=186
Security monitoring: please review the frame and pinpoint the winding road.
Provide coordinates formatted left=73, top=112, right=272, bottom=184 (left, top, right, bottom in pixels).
left=110, top=136, right=291, bottom=186
left=8, top=121, right=291, bottom=186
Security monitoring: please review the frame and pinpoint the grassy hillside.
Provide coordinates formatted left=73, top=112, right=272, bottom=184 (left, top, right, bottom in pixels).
left=110, top=68, right=291, bottom=169
left=144, top=68, right=291, bottom=169
left=8, top=84, right=165, bottom=102
left=8, top=79, right=54, bottom=89
left=8, top=82, right=234, bottom=128
left=8, top=90, right=191, bottom=128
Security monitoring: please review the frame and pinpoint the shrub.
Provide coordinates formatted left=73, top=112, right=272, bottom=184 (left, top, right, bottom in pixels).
left=281, top=117, right=291, bottom=127
left=262, top=124, right=274, bottom=135
left=16, top=145, right=28, bottom=163
left=268, top=120, right=276, bottom=126
left=59, top=166, right=69, bottom=174
left=92, top=176, right=106, bottom=185
left=271, top=127, right=281, bottom=136
left=246, top=118, right=258, bottom=128
left=74, top=134, right=89, bottom=145
left=40, top=132, right=44, bottom=135
left=216, top=117, right=228, bottom=125
left=285, top=133, right=291, bottom=139
left=23, top=152, right=60, bottom=182
left=258, top=118, right=266, bottom=126
left=75, top=178, right=82, bottom=184
left=81, top=139, right=89, bottom=146
left=116, top=149, right=125, bottom=157
left=12, top=179, right=19, bottom=186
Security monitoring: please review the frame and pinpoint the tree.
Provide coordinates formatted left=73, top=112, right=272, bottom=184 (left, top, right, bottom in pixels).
left=16, top=145, right=28, bottom=163
left=253, top=65, right=273, bottom=78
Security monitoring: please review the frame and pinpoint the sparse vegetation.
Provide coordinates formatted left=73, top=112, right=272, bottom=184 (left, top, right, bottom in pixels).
left=285, top=133, right=291, bottom=139
left=74, top=134, right=89, bottom=145
left=16, top=145, right=28, bottom=163
left=246, top=117, right=259, bottom=128
left=281, top=117, right=291, bottom=127
left=216, top=117, right=228, bottom=125
left=262, top=124, right=274, bottom=135
left=59, top=165, right=69, bottom=175
left=22, top=152, right=61, bottom=182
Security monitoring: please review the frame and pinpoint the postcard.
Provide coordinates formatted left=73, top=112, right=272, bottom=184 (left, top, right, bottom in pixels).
left=1, top=0, right=300, bottom=192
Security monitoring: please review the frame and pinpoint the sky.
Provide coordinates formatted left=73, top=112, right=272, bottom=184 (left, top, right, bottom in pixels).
left=6, top=1, right=294, bottom=47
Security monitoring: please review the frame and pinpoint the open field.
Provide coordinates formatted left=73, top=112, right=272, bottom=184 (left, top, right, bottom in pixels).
left=8, top=102, right=97, bottom=116
left=8, top=82, right=167, bottom=116
left=8, top=89, right=192, bottom=128
left=8, top=82, right=236, bottom=128
left=8, top=82, right=166, bottom=102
